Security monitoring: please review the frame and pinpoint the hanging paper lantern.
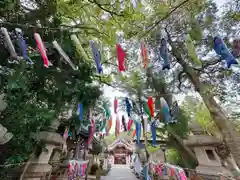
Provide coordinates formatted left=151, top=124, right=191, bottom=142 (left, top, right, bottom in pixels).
left=213, top=36, right=238, bottom=68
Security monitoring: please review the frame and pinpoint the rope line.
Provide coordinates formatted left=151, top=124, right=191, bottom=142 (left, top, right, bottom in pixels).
left=0, top=159, right=89, bottom=168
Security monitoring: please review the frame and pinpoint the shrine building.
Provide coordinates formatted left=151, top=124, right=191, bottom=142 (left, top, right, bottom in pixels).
left=107, top=138, right=133, bottom=165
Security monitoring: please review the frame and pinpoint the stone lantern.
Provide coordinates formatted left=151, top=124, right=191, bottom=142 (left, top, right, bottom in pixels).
left=184, top=122, right=232, bottom=178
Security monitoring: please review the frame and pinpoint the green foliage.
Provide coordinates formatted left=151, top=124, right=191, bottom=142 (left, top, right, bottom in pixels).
left=0, top=1, right=107, bottom=167
left=166, top=149, right=181, bottom=165
left=91, top=143, right=103, bottom=155
left=147, top=145, right=159, bottom=154
left=168, top=108, right=189, bottom=139
left=181, top=96, right=219, bottom=135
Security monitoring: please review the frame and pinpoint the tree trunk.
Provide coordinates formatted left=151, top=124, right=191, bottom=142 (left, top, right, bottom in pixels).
left=169, top=128, right=198, bottom=167
left=202, top=95, right=240, bottom=165
left=170, top=41, right=240, bottom=165
left=146, top=67, right=198, bottom=166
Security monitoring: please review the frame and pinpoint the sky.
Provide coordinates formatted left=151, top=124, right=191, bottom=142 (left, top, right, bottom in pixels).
left=103, top=0, right=228, bottom=134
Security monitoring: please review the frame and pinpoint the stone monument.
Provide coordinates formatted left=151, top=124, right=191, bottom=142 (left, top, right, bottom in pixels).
left=21, top=119, right=66, bottom=180
left=184, top=122, right=232, bottom=178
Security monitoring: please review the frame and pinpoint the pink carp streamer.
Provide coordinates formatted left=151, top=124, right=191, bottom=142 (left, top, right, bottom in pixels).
left=34, top=33, right=50, bottom=67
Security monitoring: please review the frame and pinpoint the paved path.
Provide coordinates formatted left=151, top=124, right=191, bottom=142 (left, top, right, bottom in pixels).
left=102, top=165, right=138, bottom=180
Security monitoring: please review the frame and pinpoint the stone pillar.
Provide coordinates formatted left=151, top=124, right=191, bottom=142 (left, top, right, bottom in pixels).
left=0, top=124, right=13, bottom=145
left=21, top=119, right=66, bottom=180
left=150, top=150, right=165, bottom=163
left=0, top=94, right=13, bottom=145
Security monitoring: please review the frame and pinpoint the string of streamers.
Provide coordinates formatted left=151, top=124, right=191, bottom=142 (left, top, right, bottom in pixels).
left=149, top=162, right=234, bottom=180
left=68, top=160, right=89, bottom=179
left=135, top=121, right=141, bottom=144
left=99, top=118, right=107, bottom=131
left=151, top=120, right=157, bottom=147
left=53, top=40, right=78, bottom=70
left=103, top=102, right=111, bottom=119
left=115, top=114, right=120, bottom=137
left=114, top=97, right=118, bottom=114
left=125, top=97, right=132, bottom=117
left=63, top=127, right=69, bottom=140
left=160, top=97, right=171, bottom=123
left=213, top=36, right=238, bottom=68
left=121, top=115, right=127, bottom=131
left=0, top=160, right=88, bottom=168
left=87, top=119, right=95, bottom=145
left=116, top=43, right=126, bottom=72
left=90, top=40, right=103, bottom=73
left=105, top=116, right=112, bottom=136
left=147, top=96, right=154, bottom=118
left=143, top=100, right=151, bottom=120
left=127, top=118, right=134, bottom=131
left=78, top=103, right=83, bottom=121
left=15, top=28, right=33, bottom=64
left=33, top=32, right=51, bottom=67
left=159, top=35, right=170, bottom=70
left=140, top=40, right=149, bottom=68
left=70, top=34, right=89, bottom=61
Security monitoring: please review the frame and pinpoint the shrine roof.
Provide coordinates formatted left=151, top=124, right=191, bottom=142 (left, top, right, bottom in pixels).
left=107, top=137, right=133, bottom=151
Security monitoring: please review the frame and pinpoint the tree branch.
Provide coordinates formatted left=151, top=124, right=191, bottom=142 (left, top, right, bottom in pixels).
left=87, top=0, right=124, bottom=17
left=141, top=0, right=190, bottom=37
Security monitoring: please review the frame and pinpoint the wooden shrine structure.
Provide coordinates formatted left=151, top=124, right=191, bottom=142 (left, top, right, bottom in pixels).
left=107, top=138, right=133, bottom=165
